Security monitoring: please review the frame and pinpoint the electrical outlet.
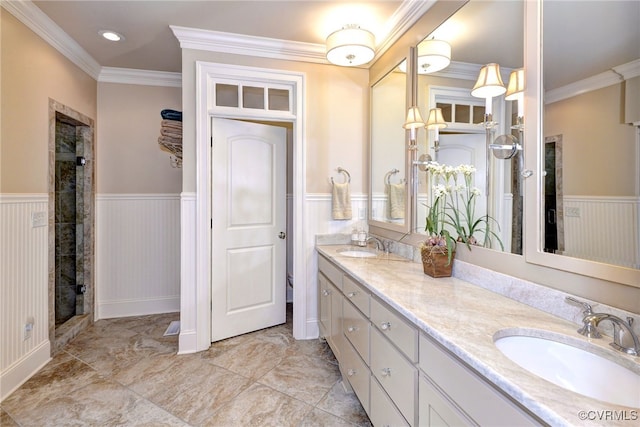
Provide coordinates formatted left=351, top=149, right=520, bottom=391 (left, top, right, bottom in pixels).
left=23, top=317, right=34, bottom=341
left=565, top=207, right=581, bottom=218
left=358, top=207, right=366, bottom=220
left=31, top=211, right=47, bottom=228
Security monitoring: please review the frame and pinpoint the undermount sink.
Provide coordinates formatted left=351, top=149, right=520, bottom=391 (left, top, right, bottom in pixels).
left=494, top=331, right=640, bottom=408
left=336, top=248, right=378, bottom=258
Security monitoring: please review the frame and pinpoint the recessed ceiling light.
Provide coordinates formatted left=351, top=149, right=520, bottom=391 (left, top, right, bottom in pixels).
left=99, top=30, right=124, bottom=42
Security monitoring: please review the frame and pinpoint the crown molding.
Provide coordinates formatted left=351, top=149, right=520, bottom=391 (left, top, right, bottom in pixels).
left=2, top=0, right=101, bottom=79
left=546, top=59, right=640, bottom=104
left=170, top=0, right=427, bottom=67
left=372, top=0, right=438, bottom=62
left=170, top=25, right=330, bottom=65
left=99, top=67, right=182, bottom=87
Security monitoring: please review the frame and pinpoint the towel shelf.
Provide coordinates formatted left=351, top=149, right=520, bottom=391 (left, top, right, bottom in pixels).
left=331, top=167, right=351, bottom=184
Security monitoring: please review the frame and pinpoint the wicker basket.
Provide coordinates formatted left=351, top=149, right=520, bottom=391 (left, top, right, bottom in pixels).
left=421, top=245, right=455, bottom=278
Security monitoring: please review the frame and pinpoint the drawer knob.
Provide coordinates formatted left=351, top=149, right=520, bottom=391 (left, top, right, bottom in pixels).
left=322, top=289, right=330, bottom=296
left=347, top=369, right=356, bottom=377
left=347, top=326, right=358, bottom=333
left=380, top=367, right=392, bottom=377
left=347, top=291, right=357, bottom=298
left=380, top=321, right=391, bottom=330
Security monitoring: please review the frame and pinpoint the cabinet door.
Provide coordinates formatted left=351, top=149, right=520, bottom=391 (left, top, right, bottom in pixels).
left=371, top=327, right=417, bottom=425
left=330, top=282, right=345, bottom=361
left=318, top=273, right=331, bottom=341
left=342, top=338, right=371, bottom=416
left=370, top=375, right=410, bottom=427
left=419, top=375, right=473, bottom=427
left=343, top=299, right=370, bottom=364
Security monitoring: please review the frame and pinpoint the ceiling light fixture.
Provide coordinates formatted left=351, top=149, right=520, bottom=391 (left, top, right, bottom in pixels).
left=326, top=25, right=375, bottom=67
left=416, top=39, right=451, bottom=74
left=99, top=30, right=124, bottom=42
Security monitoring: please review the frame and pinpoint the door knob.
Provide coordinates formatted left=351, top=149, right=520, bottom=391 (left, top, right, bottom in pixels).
left=278, top=232, right=286, bottom=239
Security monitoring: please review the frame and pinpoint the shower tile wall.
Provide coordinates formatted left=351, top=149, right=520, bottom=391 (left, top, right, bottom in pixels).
left=55, top=120, right=83, bottom=325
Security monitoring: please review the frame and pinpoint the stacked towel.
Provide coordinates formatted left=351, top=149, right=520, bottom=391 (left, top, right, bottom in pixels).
left=158, top=112, right=183, bottom=167
left=387, top=183, right=405, bottom=219
left=331, top=182, right=352, bottom=220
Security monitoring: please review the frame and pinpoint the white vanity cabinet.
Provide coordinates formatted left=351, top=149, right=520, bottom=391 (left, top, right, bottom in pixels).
left=317, top=256, right=345, bottom=361
left=317, top=251, right=546, bottom=427
left=418, top=334, right=540, bottom=426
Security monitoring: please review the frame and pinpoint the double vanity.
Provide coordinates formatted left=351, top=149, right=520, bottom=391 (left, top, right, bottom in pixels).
left=316, top=244, right=640, bottom=426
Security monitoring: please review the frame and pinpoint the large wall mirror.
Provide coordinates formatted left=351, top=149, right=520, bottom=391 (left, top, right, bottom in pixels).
left=412, top=0, right=524, bottom=255
left=370, top=59, right=409, bottom=232
left=525, top=0, right=640, bottom=287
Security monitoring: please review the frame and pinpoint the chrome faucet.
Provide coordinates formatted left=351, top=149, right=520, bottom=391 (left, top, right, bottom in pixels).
left=366, top=236, right=387, bottom=253
left=566, top=297, right=640, bottom=356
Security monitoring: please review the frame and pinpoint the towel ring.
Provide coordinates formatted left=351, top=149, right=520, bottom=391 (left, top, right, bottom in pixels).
left=331, top=167, right=351, bottom=184
left=385, top=169, right=401, bottom=185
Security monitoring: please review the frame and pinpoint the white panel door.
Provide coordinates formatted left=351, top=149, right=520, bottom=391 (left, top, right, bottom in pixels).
left=438, top=133, right=487, bottom=219
left=211, top=118, right=286, bottom=342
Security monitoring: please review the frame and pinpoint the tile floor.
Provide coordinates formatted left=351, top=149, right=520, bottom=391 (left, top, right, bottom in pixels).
left=1, top=305, right=371, bottom=426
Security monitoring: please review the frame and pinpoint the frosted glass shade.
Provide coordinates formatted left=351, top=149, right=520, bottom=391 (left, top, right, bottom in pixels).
left=425, top=108, right=447, bottom=130
left=326, top=26, right=375, bottom=66
left=471, top=63, right=506, bottom=98
left=403, top=107, right=426, bottom=129
left=505, top=68, right=525, bottom=100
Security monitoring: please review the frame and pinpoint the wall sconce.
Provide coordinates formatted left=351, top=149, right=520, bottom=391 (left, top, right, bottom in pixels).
left=505, top=68, right=525, bottom=130
left=326, top=25, right=375, bottom=66
left=403, top=106, right=425, bottom=150
left=425, top=107, right=447, bottom=153
left=471, top=63, right=506, bottom=126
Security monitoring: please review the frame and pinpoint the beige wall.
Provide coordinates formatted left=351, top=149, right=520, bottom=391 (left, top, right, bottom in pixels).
left=180, top=50, right=370, bottom=195
left=545, top=83, right=637, bottom=196
left=97, top=83, right=182, bottom=194
left=0, top=11, right=96, bottom=193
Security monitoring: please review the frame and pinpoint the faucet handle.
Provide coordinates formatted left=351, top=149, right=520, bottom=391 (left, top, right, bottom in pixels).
left=565, top=296, right=594, bottom=315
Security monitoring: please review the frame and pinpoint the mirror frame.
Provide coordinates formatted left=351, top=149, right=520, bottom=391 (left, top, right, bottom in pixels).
left=523, top=0, right=640, bottom=288
left=368, top=51, right=412, bottom=235
left=368, top=0, right=467, bottom=241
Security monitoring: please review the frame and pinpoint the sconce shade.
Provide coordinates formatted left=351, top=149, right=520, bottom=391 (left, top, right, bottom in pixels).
left=471, top=63, right=506, bottom=98
left=417, top=39, right=451, bottom=74
left=326, top=25, right=375, bottom=66
left=403, top=106, right=426, bottom=129
left=505, top=68, right=525, bottom=100
left=425, top=108, right=447, bottom=130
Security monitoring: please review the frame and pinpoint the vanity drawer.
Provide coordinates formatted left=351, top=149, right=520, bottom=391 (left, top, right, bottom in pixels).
left=419, top=334, right=539, bottom=426
left=343, top=299, right=370, bottom=364
left=341, top=338, right=370, bottom=416
left=371, top=327, right=417, bottom=425
left=370, top=375, right=410, bottom=427
left=371, top=297, right=418, bottom=362
left=318, top=255, right=342, bottom=290
left=343, top=275, right=370, bottom=317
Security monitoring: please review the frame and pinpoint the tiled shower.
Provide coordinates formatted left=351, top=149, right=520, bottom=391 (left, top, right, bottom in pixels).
left=49, top=101, right=94, bottom=352
left=54, top=117, right=84, bottom=325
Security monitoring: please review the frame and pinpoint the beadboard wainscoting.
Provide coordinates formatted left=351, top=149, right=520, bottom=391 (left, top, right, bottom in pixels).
left=96, top=194, right=180, bottom=319
left=0, top=194, right=51, bottom=402
left=303, top=193, right=368, bottom=338
left=562, top=196, right=640, bottom=268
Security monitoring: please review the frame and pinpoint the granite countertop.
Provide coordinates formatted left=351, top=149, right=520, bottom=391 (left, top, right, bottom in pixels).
left=316, top=245, right=640, bottom=426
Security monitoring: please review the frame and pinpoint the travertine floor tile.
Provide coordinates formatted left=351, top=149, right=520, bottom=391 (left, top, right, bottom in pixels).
left=201, top=383, right=312, bottom=427
left=1, top=307, right=370, bottom=426
left=258, top=351, right=341, bottom=405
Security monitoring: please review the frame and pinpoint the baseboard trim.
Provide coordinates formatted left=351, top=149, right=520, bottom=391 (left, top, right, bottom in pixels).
left=0, top=340, right=51, bottom=402
left=177, top=330, right=198, bottom=355
left=305, top=318, right=320, bottom=341
left=97, top=296, right=179, bottom=320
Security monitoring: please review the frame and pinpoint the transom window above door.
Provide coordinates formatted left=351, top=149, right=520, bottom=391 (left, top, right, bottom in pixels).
left=213, top=81, right=291, bottom=113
